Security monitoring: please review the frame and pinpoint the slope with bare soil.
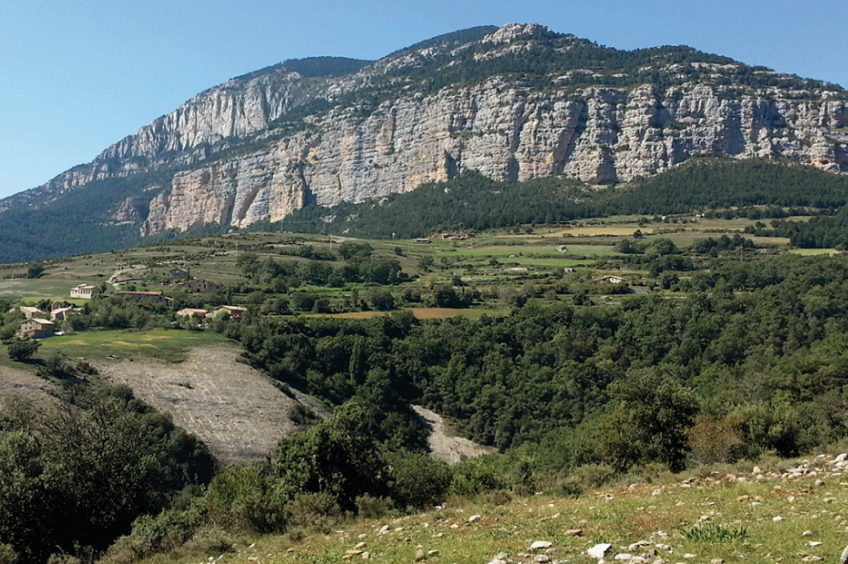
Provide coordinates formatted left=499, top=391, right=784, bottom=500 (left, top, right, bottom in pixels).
left=96, top=345, right=329, bottom=464
left=412, top=404, right=496, bottom=464
left=0, top=365, right=56, bottom=407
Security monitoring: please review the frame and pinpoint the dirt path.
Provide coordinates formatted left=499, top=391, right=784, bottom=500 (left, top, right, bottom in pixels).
left=412, top=405, right=496, bottom=464
left=96, top=345, right=329, bottom=464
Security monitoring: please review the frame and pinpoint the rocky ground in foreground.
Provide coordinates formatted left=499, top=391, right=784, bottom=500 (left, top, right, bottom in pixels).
left=153, top=450, right=848, bottom=564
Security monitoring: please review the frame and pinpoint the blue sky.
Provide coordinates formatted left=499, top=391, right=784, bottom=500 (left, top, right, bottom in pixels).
left=2, top=0, right=846, bottom=199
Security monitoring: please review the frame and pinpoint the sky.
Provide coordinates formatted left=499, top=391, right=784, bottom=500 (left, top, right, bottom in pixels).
left=2, top=0, right=847, bottom=199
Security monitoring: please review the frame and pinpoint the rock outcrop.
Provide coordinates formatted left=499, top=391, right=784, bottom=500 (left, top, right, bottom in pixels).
left=4, top=24, right=848, bottom=236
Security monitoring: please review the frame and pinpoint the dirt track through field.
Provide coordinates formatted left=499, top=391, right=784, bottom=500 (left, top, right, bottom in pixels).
left=96, top=345, right=329, bottom=464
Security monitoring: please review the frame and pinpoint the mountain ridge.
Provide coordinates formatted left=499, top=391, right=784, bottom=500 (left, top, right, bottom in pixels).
left=2, top=23, right=847, bottom=261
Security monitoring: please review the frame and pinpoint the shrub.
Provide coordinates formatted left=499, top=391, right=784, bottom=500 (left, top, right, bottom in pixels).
left=355, top=494, right=394, bottom=519
left=201, top=463, right=288, bottom=533
left=685, top=414, right=745, bottom=464
left=7, top=340, right=40, bottom=362
left=386, top=451, right=452, bottom=510
left=273, top=403, right=388, bottom=511
left=105, top=508, right=202, bottom=562
left=181, top=526, right=235, bottom=556
left=0, top=544, right=18, bottom=564
left=286, top=493, right=341, bottom=531
left=450, top=458, right=503, bottom=497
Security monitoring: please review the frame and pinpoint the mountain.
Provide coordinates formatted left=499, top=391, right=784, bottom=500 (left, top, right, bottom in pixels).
left=2, top=23, right=848, bottom=262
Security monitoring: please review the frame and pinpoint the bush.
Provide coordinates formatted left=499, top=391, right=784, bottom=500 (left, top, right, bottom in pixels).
left=273, top=403, right=387, bottom=511
left=0, top=544, right=18, bottom=564
left=450, top=458, right=503, bottom=497
left=685, top=414, right=745, bottom=464
left=286, top=493, right=341, bottom=531
left=105, top=508, right=202, bottom=562
left=7, top=339, right=40, bottom=362
left=201, top=463, right=288, bottom=533
left=181, top=526, right=235, bottom=556
left=386, top=451, right=452, bottom=510
left=355, top=494, right=394, bottom=519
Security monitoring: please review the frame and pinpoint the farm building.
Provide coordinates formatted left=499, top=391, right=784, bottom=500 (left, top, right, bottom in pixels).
left=70, top=284, right=101, bottom=299
left=176, top=308, right=209, bottom=318
left=206, top=305, right=247, bottom=320
left=593, top=275, right=628, bottom=284
left=187, top=278, right=220, bottom=294
left=19, top=319, right=55, bottom=339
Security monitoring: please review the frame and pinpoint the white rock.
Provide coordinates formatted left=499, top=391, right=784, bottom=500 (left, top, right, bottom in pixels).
left=835, top=453, right=848, bottom=462
left=534, top=556, right=551, bottom=563
left=773, top=516, right=784, bottom=522
left=588, top=544, right=613, bottom=559
left=530, top=541, right=552, bottom=550
left=684, top=554, right=697, bottom=559
left=614, top=554, right=632, bottom=561
left=753, top=466, right=762, bottom=474
left=803, top=531, right=812, bottom=536
left=810, top=542, right=823, bottom=547
left=468, top=514, right=481, bottom=523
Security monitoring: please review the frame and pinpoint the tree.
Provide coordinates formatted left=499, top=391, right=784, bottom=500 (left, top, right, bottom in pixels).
left=366, top=288, right=395, bottom=311
left=596, top=368, right=698, bottom=472
left=7, top=340, right=40, bottom=362
left=273, top=403, right=386, bottom=510
left=25, top=264, right=45, bottom=279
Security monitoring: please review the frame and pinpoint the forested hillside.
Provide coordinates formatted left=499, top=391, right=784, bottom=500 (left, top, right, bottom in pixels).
left=272, top=159, right=848, bottom=238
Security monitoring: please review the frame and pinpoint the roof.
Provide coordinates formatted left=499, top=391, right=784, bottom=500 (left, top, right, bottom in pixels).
left=177, top=308, right=209, bottom=316
left=25, top=318, right=54, bottom=326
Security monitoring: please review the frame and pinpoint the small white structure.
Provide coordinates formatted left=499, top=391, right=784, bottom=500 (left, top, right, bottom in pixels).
left=593, top=275, right=627, bottom=285
left=70, top=284, right=101, bottom=299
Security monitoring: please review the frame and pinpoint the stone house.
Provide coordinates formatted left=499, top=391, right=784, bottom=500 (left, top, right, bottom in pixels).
left=176, top=308, right=209, bottom=318
left=19, top=319, right=55, bottom=339
left=16, top=306, right=47, bottom=319
left=50, top=307, right=75, bottom=322
left=70, top=284, right=101, bottom=299
left=206, top=305, right=247, bottom=320
left=593, top=275, right=627, bottom=284
left=187, top=278, right=220, bottom=294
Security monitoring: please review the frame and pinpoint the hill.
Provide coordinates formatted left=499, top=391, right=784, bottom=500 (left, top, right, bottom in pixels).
left=1, top=23, right=848, bottom=262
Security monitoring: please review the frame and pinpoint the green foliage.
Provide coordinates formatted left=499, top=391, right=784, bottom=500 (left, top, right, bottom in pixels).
left=679, top=523, right=748, bottom=543
left=595, top=369, right=698, bottom=472
left=7, top=340, right=40, bottom=362
left=272, top=404, right=387, bottom=511
left=0, top=386, right=214, bottom=563
left=201, top=462, right=288, bottom=533
left=106, top=508, right=202, bottom=562
left=280, top=57, right=371, bottom=78
left=450, top=457, right=503, bottom=497
left=385, top=451, right=452, bottom=509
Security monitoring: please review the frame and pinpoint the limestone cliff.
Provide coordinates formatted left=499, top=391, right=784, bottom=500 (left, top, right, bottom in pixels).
left=4, top=24, right=848, bottom=237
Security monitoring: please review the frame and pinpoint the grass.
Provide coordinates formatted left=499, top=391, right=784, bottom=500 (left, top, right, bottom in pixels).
left=131, top=454, right=848, bottom=564
left=1, top=329, right=233, bottom=366
left=789, top=248, right=842, bottom=256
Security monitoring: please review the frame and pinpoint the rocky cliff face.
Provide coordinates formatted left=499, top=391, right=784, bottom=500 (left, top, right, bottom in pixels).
left=5, top=24, right=848, bottom=236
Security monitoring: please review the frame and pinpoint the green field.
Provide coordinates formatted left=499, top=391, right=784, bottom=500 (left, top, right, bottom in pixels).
left=1, top=329, right=232, bottom=367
